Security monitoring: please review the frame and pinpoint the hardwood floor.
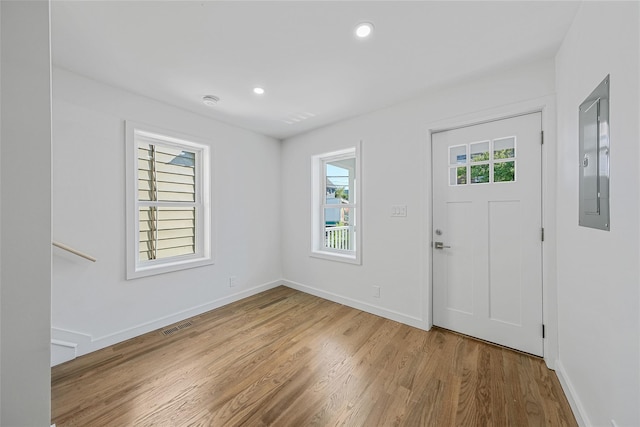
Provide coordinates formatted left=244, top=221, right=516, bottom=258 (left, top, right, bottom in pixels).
left=51, top=286, right=576, bottom=426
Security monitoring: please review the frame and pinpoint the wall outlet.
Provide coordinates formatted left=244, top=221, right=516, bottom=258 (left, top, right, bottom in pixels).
left=372, top=285, right=381, bottom=298
left=229, top=276, right=237, bottom=287
left=391, top=205, right=407, bottom=217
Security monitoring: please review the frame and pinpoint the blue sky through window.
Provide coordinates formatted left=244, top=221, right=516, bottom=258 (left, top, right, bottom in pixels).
left=326, top=164, right=349, bottom=189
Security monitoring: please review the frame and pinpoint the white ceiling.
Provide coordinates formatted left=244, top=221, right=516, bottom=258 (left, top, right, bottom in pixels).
left=51, top=1, right=580, bottom=140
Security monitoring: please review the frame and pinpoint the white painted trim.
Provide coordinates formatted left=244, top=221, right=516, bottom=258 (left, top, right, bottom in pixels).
left=51, top=328, right=92, bottom=345
left=282, top=279, right=429, bottom=330
left=424, top=95, right=558, bottom=368
left=540, top=98, right=559, bottom=369
left=51, top=339, right=77, bottom=349
left=51, top=329, right=91, bottom=366
left=555, top=359, right=589, bottom=427
left=421, top=115, right=433, bottom=330
left=51, top=340, right=78, bottom=366
left=309, top=250, right=360, bottom=264
left=50, top=279, right=283, bottom=365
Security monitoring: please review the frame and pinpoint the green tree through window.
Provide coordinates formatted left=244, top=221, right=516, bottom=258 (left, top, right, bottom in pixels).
left=494, top=161, right=515, bottom=182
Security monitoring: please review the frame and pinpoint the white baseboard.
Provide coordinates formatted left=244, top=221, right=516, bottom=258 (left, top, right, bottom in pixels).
left=554, top=359, right=590, bottom=427
left=281, top=279, right=428, bottom=330
left=51, top=279, right=284, bottom=366
left=53, top=278, right=427, bottom=367
left=51, top=339, right=78, bottom=366
left=51, top=329, right=92, bottom=366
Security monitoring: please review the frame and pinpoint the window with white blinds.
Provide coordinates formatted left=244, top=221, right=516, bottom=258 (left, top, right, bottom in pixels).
left=126, top=122, right=213, bottom=279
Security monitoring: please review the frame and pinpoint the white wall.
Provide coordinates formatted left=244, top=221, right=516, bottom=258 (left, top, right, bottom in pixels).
left=555, top=2, right=640, bottom=426
left=281, top=59, right=556, bottom=330
left=0, top=1, right=52, bottom=425
left=1, top=5, right=3, bottom=421
left=51, top=68, right=282, bottom=360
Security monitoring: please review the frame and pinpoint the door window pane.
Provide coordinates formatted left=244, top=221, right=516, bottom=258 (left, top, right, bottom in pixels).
left=471, top=164, right=490, bottom=184
left=450, top=166, right=467, bottom=185
left=494, top=137, right=515, bottom=159
left=494, top=161, right=515, bottom=182
left=470, top=141, right=490, bottom=162
left=449, top=145, right=467, bottom=165
left=450, top=145, right=468, bottom=186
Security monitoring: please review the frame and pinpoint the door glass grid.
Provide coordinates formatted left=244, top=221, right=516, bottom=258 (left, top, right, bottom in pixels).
left=449, top=145, right=468, bottom=185
left=448, top=137, right=516, bottom=186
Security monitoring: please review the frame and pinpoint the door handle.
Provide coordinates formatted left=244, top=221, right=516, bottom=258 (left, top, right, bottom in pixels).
left=434, top=241, right=451, bottom=249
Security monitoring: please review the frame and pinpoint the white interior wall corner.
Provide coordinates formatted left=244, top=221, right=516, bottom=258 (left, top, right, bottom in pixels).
left=554, top=2, right=640, bottom=426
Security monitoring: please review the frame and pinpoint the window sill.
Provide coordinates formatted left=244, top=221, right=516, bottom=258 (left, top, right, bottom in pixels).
left=127, top=256, right=214, bottom=280
left=310, top=249, right=361, bottom=265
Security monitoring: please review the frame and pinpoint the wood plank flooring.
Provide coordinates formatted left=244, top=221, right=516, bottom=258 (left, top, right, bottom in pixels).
left=51, top=286, right=577, bottom=426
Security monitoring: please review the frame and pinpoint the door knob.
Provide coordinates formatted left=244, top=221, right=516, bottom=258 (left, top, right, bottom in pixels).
left=434, top=241, right=451, bottom=249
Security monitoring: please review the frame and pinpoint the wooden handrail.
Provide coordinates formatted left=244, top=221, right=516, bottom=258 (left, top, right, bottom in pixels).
left=52, top=241, right=97, bottom=262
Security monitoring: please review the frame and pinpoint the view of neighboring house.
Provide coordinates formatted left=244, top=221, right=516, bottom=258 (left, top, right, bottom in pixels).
left=325, top=177, right=349, bottom=225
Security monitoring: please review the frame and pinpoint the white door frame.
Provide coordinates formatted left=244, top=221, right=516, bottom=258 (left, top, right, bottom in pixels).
left=422, top=95, right=557, bottom=369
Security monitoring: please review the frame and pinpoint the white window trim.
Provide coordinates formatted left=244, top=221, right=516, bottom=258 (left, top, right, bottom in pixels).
left=125, top=121, right=214, bottom=279
left=310, top=142, right=362, bottom=265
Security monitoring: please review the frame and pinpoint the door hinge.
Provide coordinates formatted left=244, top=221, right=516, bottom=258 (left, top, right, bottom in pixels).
left=541, top=227, right=545, bottom=242
left=541, top=130, right=544, bottom=145
left=542, top=324, right=546, bottom=338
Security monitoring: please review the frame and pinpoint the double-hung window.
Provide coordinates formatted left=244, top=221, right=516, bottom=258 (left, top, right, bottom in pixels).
left=126, top=122, right=213, bottom=279
left=311, top=144, right=361, bottom=264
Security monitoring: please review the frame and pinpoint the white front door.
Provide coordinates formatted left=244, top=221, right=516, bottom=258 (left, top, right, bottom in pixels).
left=432, top=113, right=543, bottom=356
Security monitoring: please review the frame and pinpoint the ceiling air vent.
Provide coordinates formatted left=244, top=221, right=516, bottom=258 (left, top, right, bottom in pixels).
left=282, top=112, right=316, bottom=125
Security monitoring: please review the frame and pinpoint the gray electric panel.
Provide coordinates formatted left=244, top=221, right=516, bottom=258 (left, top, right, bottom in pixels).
left=579, top=75, right=610, bottom=231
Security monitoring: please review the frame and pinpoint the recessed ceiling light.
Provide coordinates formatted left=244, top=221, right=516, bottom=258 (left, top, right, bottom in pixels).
left=202, top=95, right=219, bottom=106
left=253, top=87, right=265, bottom=95
left=355, top=22, right=374, bottom=39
